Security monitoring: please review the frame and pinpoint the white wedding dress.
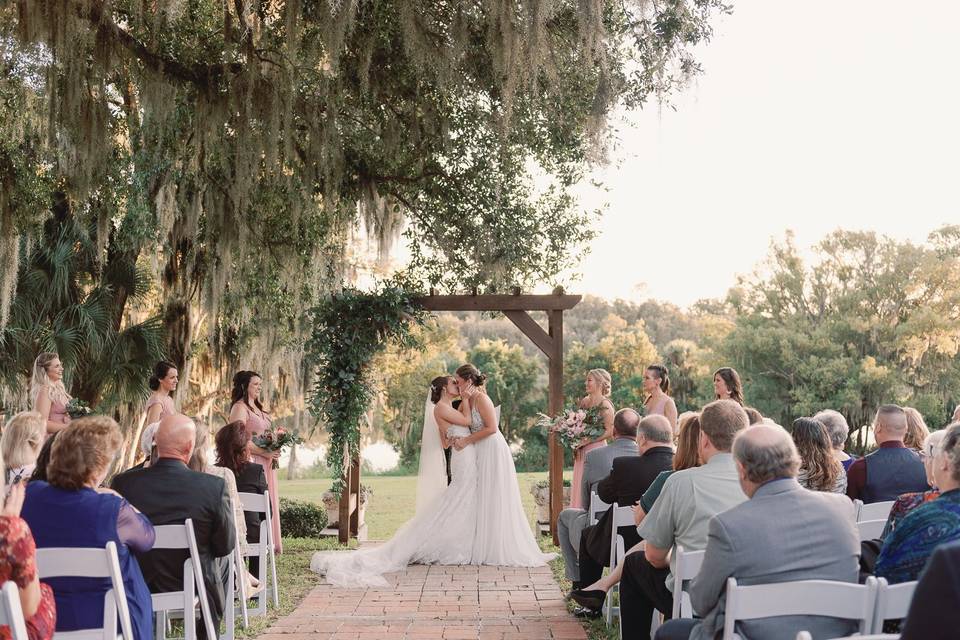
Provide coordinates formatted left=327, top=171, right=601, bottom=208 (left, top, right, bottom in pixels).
left=310, top=401, right=550, bottom=588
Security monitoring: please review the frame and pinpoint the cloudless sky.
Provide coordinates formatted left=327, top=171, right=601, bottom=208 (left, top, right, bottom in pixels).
left=567, top=0, right=960, bottom=307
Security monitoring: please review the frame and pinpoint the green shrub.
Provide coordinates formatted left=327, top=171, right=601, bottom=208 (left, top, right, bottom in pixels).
left=279, top=498, right=327, bottom=537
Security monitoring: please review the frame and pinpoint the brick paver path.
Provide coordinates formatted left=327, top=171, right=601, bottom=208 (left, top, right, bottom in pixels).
left=257, top=561, right=587, bottom=640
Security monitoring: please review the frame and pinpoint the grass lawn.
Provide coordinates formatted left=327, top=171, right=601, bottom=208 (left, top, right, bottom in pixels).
left=256, top=471, right=613, bottom=640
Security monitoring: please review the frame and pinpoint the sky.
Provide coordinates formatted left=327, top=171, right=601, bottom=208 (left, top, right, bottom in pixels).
left=567, top=0, right=960, bottom=307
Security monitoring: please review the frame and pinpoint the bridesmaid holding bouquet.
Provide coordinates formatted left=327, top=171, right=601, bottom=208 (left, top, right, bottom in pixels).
left=229, top=370, right=283, bottom=553
left=569, top=369, right=614, bottom=509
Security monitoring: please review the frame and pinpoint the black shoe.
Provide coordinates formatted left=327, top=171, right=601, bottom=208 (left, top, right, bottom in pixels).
left=572, top=605, right=602, bottom=619
left=570, top=589, right=606, bottom=611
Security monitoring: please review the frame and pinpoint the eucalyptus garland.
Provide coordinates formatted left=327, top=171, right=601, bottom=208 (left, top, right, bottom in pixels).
left=306, top=286, right=425, bottom=484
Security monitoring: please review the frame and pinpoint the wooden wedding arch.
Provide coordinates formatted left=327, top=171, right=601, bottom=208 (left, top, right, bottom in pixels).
left=336, top=290, right=581, bottom=544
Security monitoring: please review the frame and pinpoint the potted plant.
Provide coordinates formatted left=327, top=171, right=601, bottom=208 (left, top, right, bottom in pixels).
left=530, top=479, right=571, bottom=524
left=322, top=480, right=374, bottom=528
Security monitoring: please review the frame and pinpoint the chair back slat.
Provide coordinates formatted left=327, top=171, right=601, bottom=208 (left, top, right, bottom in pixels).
left=672, top=546, right=706, bottom=618
left=0, top=581, right=29, bottom=640
left=857, top=519, right=886, bottom=541
left=722, top=577, right=877, bottom=640
left=611, top=505, right=635, bottom=528
left=872, top=577, right=917, bottom=632
left=239, top=492, right=268, bottom=513
left=152, top=525, right=190, bottom=549
left=858, top=500, right=895, bottom=522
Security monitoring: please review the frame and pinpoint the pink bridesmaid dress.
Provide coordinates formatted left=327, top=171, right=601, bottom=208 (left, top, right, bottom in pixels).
left=243, top=407, right=282, bottom=553
left=48, top=397, right=69, bottom=428
left=143, top=395, right=174, bottom=422
left=570, top=440, right=606, bottom=509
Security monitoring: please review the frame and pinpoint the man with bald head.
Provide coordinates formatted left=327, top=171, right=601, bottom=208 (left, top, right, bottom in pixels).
left=654, top=424, right=860, bottom=640
left=846, top=404, right=929, bottom=503
left=113, top=414, right=235, bottom=638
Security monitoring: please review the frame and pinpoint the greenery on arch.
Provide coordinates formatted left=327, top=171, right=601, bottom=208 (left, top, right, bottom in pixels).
left=306, top=285, right=426, bottom=483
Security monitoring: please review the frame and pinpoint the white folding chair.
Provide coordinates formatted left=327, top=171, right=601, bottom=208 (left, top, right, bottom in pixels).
left=856, top=500, right=895, bottom=522
left=36, top=542, right=134, bottom=640
left=602, top=504, right=634, bottom=626
left=150, top=519, right=216, bottom=640
left=858, top=519, right=887, bottom=541
left=672, top=545, right=706, bottom=618
left=232, top=544, right=249, bottom=629
left=723, top=577, right=877, bottom=640
left=238, top=492, right=278, bottom=616
left=0, top=581, right=29, bottom=640
left=871, top=577, right=916, bottom=634
left=588, top=491, right=611, bottom=526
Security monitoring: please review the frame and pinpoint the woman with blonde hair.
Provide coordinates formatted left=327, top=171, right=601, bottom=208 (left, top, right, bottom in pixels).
left=1, top=411, right=47, bottom=483
left=30, top=352, right=72, bottom=435
left=903, top=407, right=930, bottom=451
left=569, top=368, right=615, bottom=509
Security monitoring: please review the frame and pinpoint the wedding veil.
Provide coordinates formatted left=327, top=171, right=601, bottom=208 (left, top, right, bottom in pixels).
left=415, top=393, right=447, bottom=516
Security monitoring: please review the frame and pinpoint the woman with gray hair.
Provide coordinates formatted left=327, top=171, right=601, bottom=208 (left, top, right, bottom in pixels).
left=876, top=422, right=960, bottom=584
left=881, top=428, right=948, bottom=538
left=814, top=409, right=856, bottom=471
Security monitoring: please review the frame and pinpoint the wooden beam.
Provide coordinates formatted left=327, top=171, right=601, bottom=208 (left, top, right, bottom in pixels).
left=414, top=294, right=582, bottom=312
left=349, top=452, right=361, bottom=537
left=338, top=446, right=351, bottom=544
left=503, top=310, right=555, bottom=357
left=547, top=309, right=565, bottom=545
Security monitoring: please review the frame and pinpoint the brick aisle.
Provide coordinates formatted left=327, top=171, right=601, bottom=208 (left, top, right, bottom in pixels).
left=256, top=561, right=588, bottom=640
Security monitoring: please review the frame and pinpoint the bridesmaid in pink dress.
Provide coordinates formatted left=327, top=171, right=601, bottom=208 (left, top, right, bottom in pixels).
left=229, top=370, right=282, bottom=553
left=643, top=364, right=678, bottom=434
left=144, top=361, right=178, bottom=425
left=569, top=369, right=615, bottom=509
left=29, top=352, right=72, bottom=436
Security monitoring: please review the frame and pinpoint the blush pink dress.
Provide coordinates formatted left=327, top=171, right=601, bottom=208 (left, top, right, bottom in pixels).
left=239, top=404, right=282, bottom=553
left=49, top=397, right=69, bottom=426
left=569, top=398, right=612, bottom=510
left=143, top=395, right=175, bottom=422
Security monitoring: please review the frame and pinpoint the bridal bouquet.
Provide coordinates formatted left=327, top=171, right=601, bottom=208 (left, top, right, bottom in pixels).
left=65, top=398, right=93, bottom=419
left=536, top=405, right=606, bottom=451
left=252, top=427, right=303, bottom=469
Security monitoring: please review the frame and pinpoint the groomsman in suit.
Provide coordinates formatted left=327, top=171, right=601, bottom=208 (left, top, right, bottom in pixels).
left=113, top=414, right=236, bottom=639
left=578, top=414, right=676, bottom=593
left=558, top=409, right=639, bottom=598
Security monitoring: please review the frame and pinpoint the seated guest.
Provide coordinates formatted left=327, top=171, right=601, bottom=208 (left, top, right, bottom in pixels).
left=112, top=414, right=235, bottom=638
left=21, top=416, right=154, bottom=640
left=846, top=404, right=929, bottom=503
left=557, top=409, right=638, bottom=593
left=899, top=538, right=960, bottom=640
left=636, top=414, right=702, bottom=527
left=814, top=409, right=856, bottom=471
left=574, top=400, right=749, bottom=638
left=574, top=414, right=674, bottom=610
left=881, top=429, right=946, bottom=539
left=214, top=421, right=267, bottom=546
left=190, top=423, right=260, bottom=592
left=28, top=433, right=58, bottom=483
left=0, top=444, right=56, bottom=640
left=743, top=407, right=764, bottom=426
left=2, top=411, right=46, bottom=483
left=903, top=407, right=930, bottom=452
left=876, top=422, right=960, bottom=584
left=792, top=417, right=847, bottom=493
left=654, top=424, right=860, bottom=640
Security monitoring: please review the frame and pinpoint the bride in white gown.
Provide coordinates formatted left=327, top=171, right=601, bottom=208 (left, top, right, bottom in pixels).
left=310, top=368, right=550, bottom=588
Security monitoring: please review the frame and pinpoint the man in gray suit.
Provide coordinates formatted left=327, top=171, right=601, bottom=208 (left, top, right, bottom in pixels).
left=654, top=424, right=861, bottom=640
left=557, top=408, right=639, bottom=592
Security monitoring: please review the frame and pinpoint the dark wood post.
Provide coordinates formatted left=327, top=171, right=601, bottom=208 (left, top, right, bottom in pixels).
left=349, top=451, right=361, bottom=536
left=338, top=446, right=352, bottom=544
left=548, top=309, right=565, bottom=544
